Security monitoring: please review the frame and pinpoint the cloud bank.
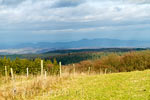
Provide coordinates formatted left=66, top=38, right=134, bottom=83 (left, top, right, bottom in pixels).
left=0, top=0, right=150, bottom=43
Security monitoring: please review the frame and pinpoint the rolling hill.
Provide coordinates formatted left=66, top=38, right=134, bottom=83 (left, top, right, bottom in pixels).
left=0, top=38, right=150, bottom=54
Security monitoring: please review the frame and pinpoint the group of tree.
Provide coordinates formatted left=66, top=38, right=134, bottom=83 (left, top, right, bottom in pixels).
left=1, top=50, right=150, bottom=76
left=0, top=57, right=60, bottom=76
left=72, top=50, right=150, bottom=73
left=45, top=52, right=112, bottom=65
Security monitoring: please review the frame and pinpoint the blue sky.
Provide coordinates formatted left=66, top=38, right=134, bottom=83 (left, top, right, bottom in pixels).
left=0, top=0, right=150, bottom=44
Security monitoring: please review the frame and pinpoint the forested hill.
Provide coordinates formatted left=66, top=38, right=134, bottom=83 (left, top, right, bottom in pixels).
left=45, top=48, right=147, bottom=54
left=0, top=48, right=148, bottom=65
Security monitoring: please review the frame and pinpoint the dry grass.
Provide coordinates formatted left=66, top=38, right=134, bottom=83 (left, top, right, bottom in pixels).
left=0, top=74, right=72, bottom=100
left=1, top=70, right=149, bottom=100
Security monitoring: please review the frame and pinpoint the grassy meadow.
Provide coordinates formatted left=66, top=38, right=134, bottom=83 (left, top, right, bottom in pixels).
left=1, top=50, right=150, bottom=100
left=0, top=70, right=150, bottom=100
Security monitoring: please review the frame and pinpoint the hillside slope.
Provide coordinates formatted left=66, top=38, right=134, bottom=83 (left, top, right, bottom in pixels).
left=0, top=70, right=150, bottom=100
left=36, top=70, right=150, bottom=100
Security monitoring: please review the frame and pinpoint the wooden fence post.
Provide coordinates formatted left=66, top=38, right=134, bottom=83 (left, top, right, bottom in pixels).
left=105, top=68, right=107, bottom=74
left=27, top=67, right=29, bottom=77
left=41, top=60, right=43, bottom=77
left=59, top=62, right=62, bottom=77
left=10, top=68, right=16, bottom=96
left=5, top=66, right=8, bottom=79
left=73, top=64, right=75, bottom=75
left=11, top=68, right=14, bottom=80
left=88, top=67, right=91, bottom=75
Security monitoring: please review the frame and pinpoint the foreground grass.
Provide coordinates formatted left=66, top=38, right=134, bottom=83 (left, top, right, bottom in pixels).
left=0, top=70, right=150, bottom=100
left=37, top=70, right=150, bottom=100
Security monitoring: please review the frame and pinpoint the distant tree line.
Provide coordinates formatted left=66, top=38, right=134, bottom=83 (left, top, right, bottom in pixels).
left=0, top=57, right=60, bottom=76
left=44, top=48, right=147, bottom=65
left=72, top=50, right=150, bottom=73
left=1, top=50, right=150, bottom=76
left=45, top=52, right=113, bottom=65
left=0, top=48, right=147, bottom=64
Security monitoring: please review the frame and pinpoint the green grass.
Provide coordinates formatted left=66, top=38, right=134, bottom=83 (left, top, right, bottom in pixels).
left=36, top=70, right=150, bottom=100
left=0, top=70, right=150, bottom=100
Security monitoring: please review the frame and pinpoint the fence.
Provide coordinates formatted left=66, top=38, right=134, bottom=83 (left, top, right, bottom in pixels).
left=0, top=60, right=111, bottom=78
left=0, top=60, right=63, bottom=77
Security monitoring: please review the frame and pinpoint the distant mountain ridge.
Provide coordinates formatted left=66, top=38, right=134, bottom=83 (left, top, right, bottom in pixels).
left=0, top=38, right=150, bottom=54
left=16, top=38, right=150, bottom=49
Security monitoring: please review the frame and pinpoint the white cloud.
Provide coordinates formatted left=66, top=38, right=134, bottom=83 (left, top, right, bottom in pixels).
left=0, top=0, right=150, bottom=24
left=0, top=0, right=150, bottom=43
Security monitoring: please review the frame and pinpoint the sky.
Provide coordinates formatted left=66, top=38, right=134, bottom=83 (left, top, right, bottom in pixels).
left=0, top=0, right=150, bottom=44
